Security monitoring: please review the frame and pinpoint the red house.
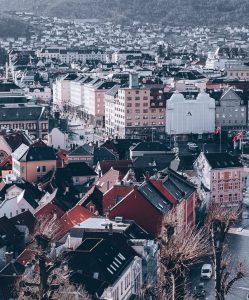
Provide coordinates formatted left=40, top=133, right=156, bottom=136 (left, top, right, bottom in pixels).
left=109, top=181, right=173, bottom=237
left=109, top=169, right=196, bottom=236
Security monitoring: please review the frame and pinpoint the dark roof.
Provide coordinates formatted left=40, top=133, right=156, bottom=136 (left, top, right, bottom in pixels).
left=14, top=141, right=56, bottom=162
left=66, top=162, right=97, bottom=177
left=69, top=145, right=93, bottom=157
left=178, top=155, right=197, bottom=171
left=133, top=153, right=175, bottom=170
left=0, top=216, right=21, bottom=245
left=0, top=82, right=21, bottom=92
left=101, top=139, right=141, bottom=159
left=138, top=181, right=172, bottom=213
left=204, top=153, right=243, bottom=169
left=69, top=232, right=137, bottom=288
left=78, top=185, right=103, bottom=214
left=94, top=147, right=118, bottom=165
left=131, top=142, right=170, bottom=152
left=0, top=105, right=47, bottom=121
left=162, top=168, right=196, bottom=202
left=10, top=210, right=36, bottom=233
left=1, top=131, right=32, bottom=151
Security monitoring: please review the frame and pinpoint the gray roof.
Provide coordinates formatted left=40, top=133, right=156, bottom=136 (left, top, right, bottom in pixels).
left=0, top=104, right=47, bottom=121
left=138, top=181, right=171, bottom=213
left=105, top=84, right=120, bottom=97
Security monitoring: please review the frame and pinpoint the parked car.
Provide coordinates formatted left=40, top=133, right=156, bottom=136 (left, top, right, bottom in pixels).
left=201, top=264, right=212, bottom=279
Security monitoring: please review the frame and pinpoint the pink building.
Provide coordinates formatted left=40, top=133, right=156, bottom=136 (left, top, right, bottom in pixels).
left=12, top=140, right=56, bottom=183
left=195, top=152, right=244, bottom=208
left=112, top=73, right=166, bottom=139
left=84, top=79, right=116, bottom=126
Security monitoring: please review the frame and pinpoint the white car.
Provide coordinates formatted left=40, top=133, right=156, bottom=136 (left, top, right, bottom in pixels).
left=201, top=264, right=212, bottom=279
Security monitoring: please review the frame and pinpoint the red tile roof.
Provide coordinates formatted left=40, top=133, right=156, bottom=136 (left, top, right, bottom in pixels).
left=34, top=202, right=65, bottom=220
left=58, top=205, right=94, bottom=237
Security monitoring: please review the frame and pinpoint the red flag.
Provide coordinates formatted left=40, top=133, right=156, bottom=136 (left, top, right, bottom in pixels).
left=233, top=130, right=243, bottom=142
left=213, top=127, right=221, bottom=135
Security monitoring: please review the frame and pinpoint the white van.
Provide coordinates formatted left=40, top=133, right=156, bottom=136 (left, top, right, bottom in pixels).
left=201, top=264, right=212, bottom=279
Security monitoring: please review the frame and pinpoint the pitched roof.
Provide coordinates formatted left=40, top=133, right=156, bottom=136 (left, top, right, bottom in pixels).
left=69, top=232, right=137, bottom=286
left=0, top=131, right=32, bottom=152
left=65, top=162, right=97, bottom=177
left=98, top=160, right=132, bottom=175
left=138, top=181, right=172, bottom=213
left=94, top=147, right=118, bottom=165
left=69, top=145, right=93, bottom=157
left=13, top=141, right=56, bottom=162
left=204, top=153, right=243, bottom=169
left=10, top=210, right=36, bottom=233
left=162, top=168, right=196, bottom=202
left=131, top=141, right=170, bottom=152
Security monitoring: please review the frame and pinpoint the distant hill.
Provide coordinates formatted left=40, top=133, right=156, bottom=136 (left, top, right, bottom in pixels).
left=0, top=17, right=29, bottom=38
left=1, top=0, right=249, bottom=26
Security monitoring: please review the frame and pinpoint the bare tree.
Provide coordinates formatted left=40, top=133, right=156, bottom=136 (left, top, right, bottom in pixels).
left=206, top=204, right=245, bottom=300
left=16, top=218, right=91, bottom=300
left=158, top=212, right=210, bottom=300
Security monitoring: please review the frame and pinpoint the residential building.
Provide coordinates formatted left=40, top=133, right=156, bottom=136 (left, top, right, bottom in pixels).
left=214, top=88, right=247, bottom=129
left=114, top=73, right=165, bottom=139
left=37, top=48, right=105, bottom=64
left=84, top=79, right=117, bottom=126
left=53, top=73, right=78, bottom=109
left=194, top=152, right=243, bottom=208
left=0, top=104, right=49, bottom=139
left=0, top=131, right=32, bottom=163
left=112, top=50, right=143, bottom=63
left=12, top=140, right=57, bottom=183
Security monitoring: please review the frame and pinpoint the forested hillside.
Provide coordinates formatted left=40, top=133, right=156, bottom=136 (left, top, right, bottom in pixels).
left=1, top=0, right=249, bottom=25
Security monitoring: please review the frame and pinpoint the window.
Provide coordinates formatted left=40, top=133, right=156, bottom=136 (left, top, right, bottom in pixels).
left=229, top=182, right=233, bottom=190
left=21, top=166, right=25, bottom=173
left=37, top=166, right=40, bottom=172
left=229, top=194, right=232, bottom=202
left=219, top=195, right=224, bottom=203
left=143, top=96, right=148, bottom=100
left=234, top=194, right=238, bottom=201
left=218, top=183, right=223, bottom=190
left=127, top=103, right=132, bottom=107
left=143, top=103, right=148, bottom=107
left=143, top=109, right=148, bottom=113
left=135, top=97, right=140, bottom=100
left=135, top=109, right=140, bottom=113
left=42, top=166, right=46, bottom=172
left=90, top=206, right=95, bottom=213
left=135, top=91, right=139, bottom=94
left=135, top=103, right=140, bottom=107
left=127, top=97, right=132, bottom=101
left=121, top=282, right=123, bottom=295
left=21, top=208, right=25, bottom=212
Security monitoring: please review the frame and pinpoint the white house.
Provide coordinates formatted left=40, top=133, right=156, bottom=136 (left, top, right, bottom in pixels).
left=48, top=127, right=69, bottom=150
left=0, top=189, right=38, bottom=218
left=166, top=91, right=215, bottom=136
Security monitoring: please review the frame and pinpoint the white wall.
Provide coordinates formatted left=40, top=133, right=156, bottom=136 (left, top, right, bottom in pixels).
left=48, top=128, right=68, bottom=150
left=166, top=91, right=215, bottom=135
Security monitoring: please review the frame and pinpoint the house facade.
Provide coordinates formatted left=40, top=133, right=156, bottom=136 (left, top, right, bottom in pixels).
left=194, top=152, right=243, bottom=208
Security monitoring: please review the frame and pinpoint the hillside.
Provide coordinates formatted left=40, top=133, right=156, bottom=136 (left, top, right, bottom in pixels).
left=1, top=0, right=249, bottom=26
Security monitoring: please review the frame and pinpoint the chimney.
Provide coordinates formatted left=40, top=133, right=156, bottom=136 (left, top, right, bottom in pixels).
left=108, top=223, right=113, bottom=235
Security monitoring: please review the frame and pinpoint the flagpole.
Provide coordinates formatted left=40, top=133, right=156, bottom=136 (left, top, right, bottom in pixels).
left=219, top=127, right=221, bottom=153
